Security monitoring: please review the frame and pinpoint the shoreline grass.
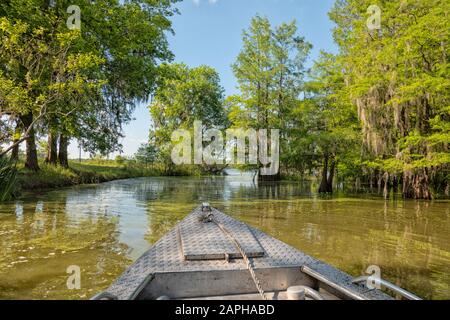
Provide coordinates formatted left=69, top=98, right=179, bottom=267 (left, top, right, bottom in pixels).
left=16, top=160, right=201, bottom=194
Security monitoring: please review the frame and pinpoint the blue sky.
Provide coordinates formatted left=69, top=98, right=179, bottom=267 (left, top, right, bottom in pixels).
left=69, top=0, right=338, bottom=158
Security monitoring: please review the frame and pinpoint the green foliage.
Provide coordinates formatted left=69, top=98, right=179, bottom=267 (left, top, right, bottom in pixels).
left=135, top=143, right=157, bottom=166
left=227, top=6, right=448, bottom=197
left=149, top=63, right=227, bottom=170
left=0, top=0, right=180, bottom=168
left=151, top=63, right=227, bottom=131
left=1, top=1, right=448, bottom=200
left=230, top=15, right=312, bottom=131
left=66, top=0, right=180, bottom=156
left=329, top=0, right=449, bottom=188
left=0, top=3, right=104, bottom=115
left=229, top=15, right=314, bottom=175
left=12, top=157, right=204, bottom=195
left=16, top=161, right=166, bottom=191
left=287, top=52, right=360, bottom=176
left=115, top=155, right=126, bottom=166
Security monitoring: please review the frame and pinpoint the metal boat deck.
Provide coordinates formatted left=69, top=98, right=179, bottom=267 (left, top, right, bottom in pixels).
left=100, top=205, right=396, bottom=300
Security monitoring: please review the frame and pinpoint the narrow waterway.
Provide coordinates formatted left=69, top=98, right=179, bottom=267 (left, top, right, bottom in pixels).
left=0, top=175, right=448, bottom=299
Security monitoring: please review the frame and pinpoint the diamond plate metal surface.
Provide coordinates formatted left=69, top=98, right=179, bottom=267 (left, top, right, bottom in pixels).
left=179, top=210, right=264, bottom=260
left=104, top=206, right=393, bottom=300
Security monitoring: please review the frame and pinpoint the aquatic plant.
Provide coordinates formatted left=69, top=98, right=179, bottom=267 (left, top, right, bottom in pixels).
left=0, top=155, right=17, bottom=201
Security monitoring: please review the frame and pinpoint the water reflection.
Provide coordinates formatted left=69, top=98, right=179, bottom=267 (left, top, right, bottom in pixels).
left=0, top=176, right=449, bottom=299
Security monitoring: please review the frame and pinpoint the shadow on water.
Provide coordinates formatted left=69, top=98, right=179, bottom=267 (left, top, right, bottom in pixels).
left=0, top=175, right=448, bottom=299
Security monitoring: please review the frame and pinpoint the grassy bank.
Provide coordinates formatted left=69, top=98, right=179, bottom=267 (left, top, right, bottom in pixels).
left=16, top=160, right=201, bottom=192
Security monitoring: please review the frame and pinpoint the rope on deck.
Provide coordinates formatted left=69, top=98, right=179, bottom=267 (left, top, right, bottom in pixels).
left=204, top=213, right=268, bottom=300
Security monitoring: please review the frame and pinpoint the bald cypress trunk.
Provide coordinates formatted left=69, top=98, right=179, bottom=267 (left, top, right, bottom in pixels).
left=45, top=130, right=58, bottom=165
left=258, top=171, right=281, bottom=181
left=319, top=154, right=330, bottom=193
left=326, top=158, right=336, bottom=193
left=403, top=169, right=432, bottom=200
left=383, top=172, right=389, bottom=200
left=58, top=134, right=69, bottom=168
left=20, top=113, right=40, bottom=171
left=10, top=144, right=19, bottom=162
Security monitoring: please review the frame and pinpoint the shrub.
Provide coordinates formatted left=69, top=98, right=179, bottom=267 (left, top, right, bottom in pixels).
left=0, top=155, right=18, bottom=201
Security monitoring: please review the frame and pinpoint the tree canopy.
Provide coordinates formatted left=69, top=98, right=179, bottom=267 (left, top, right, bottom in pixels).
left=329, top=0, right=449, bottom=198
left=149, top=63, right=227, bottom=172
left=0, top=0, right=179, bottom=169
left=1, top=1, right=448, bottom=200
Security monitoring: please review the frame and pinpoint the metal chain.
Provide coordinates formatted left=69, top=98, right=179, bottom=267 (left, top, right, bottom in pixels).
left=206, top=213, right=268, bottom=300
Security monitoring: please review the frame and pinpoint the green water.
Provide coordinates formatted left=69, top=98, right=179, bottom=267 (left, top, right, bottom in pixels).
left=0, top=176, right=448, bottom=299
